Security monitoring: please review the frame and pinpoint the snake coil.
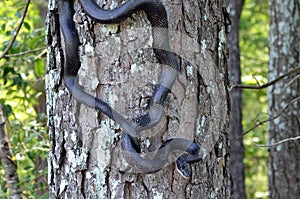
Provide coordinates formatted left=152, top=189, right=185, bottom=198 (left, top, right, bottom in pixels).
left=58, top=0, right=202, bottom=177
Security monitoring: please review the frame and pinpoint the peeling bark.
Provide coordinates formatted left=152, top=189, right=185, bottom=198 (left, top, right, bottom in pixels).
left=46, top=0, right=230, bottom=198
left=268, top=0, right=300, bottom=198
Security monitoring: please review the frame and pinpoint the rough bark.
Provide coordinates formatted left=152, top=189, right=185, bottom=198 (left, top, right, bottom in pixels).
left=46, top=0, right=230, bottom=198
left=268, top=0, right=300, bottom=198
left=0, top=105, right=22, bottom=199
left=227, top=0, right=246, bottom=199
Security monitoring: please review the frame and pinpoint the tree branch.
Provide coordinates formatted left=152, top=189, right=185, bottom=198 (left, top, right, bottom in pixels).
left=231, top=97, right=300, bottom=144
left=0, top=0, right=31, bottom=60
left=230, top=66, right=300, bottom=90
left=254, top=136, right=300, bottom=147
left=4, top=47, right=46, bottom=58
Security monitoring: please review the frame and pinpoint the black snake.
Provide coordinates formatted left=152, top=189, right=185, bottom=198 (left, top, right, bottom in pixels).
left=58, top=0, right=202, bottom=177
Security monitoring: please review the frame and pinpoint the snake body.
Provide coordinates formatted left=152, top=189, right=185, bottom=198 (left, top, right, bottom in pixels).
left=58, top=0, right=201, bottom=177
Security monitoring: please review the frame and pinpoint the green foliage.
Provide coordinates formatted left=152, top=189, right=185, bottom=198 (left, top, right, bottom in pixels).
left=240, top=0, right=269, bottom=198
left=0, top=0, right=48, bottom=198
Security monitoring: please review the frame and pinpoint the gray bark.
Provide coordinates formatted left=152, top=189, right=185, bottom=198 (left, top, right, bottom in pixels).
left=268, top=0, right=300, bottom=198
left=227, top=0, right=246, bottom=199
left=46, top=0, right=231, bottom=198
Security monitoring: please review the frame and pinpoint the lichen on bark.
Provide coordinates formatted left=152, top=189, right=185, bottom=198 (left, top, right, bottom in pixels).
left=46, top=0, right=231, bottom=198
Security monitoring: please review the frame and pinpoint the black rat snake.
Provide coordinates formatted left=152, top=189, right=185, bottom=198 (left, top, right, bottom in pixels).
left=58, top=0, right=202, bottom=177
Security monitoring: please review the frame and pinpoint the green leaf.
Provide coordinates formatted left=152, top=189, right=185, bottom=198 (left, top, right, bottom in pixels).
left=15, top=11, right=22, bottom=18
left=1, top=23, right=5, bottom=31
left=34, top=59, right=45, bottom=77
left=27, top=151, right=36, bottom=160
left=24, top=21, right=31, bottom=31
left=1, top=104, right=13, bottom=117
left=12, top=75, right=23, bottom=87
left=1, top=181, right=7, bottom=193
left=24, top=165, right=33, bottom=171
left=5, top=30, right=11, bottom=36
left=3, top=66, right=15, bottom=77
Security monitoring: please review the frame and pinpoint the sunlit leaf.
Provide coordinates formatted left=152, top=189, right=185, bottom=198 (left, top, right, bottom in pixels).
left=34, top=58, right=45, bottom=77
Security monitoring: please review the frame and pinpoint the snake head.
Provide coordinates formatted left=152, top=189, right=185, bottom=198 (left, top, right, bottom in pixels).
left=176, top=156, right=191, bottom=178
left=175, top=142, right=202, bottom=178
left=185, top=143, right=201, bottom=163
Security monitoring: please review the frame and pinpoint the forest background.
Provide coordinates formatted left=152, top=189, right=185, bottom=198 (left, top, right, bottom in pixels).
left=0, top=0, right=281, bottom=198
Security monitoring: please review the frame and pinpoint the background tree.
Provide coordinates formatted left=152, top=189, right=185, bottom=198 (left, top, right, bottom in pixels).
left=46, top=0, right=230, bottom=198
left=0, top=0, right=48, bottom=198
left=227, top=0, right=246, bottom=198
left=0, top=105, right=22, bottom=199
left=268, top=0, right=300, bottom=198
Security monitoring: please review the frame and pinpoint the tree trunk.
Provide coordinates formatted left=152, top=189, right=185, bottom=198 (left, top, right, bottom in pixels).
left=46, top=0, right=230, bottom=198
left=227, top=1, right=246, bottom=199
left=268, top=0, right=300, bottom=198
left=0, top=105, right=22, bottom=199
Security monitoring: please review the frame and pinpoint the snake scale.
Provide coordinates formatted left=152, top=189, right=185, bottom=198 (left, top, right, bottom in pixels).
left=58, top=0, right=202, bottom=177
